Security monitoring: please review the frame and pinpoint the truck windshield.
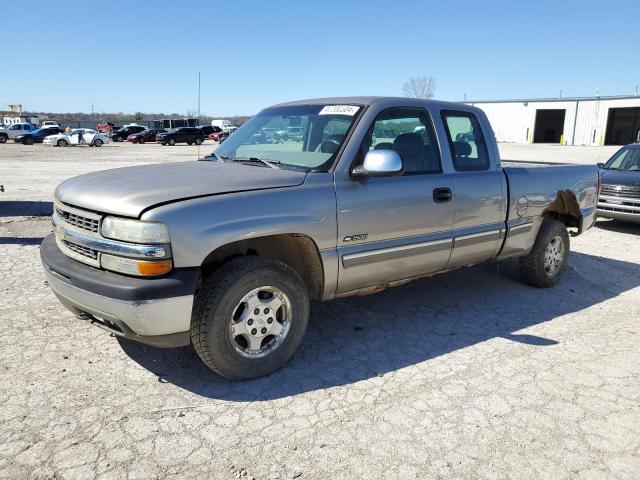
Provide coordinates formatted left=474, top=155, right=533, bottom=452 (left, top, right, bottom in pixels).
left=210, top=104, right=362, bottom=171
left=604, top=147, right=640, bottom=171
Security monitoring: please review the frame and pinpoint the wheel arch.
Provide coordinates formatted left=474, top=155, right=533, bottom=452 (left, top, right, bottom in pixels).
left=542, top=189, right=582, bottom=230
left=198, top=233, right=325, bottom=301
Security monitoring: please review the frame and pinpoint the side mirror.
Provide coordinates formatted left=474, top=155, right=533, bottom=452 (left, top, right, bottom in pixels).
left=597, top=162, right=605, bottom=169
left=352, top=150, right=403, bottom=178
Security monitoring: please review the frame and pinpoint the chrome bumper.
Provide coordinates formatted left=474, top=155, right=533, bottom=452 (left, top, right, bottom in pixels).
left=597, top=195, right=640, bottom=223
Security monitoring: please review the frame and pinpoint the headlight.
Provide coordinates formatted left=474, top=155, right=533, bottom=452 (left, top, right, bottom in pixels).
left=101, top=216, right=170, bottom=244
left=101, top=254, right=172, bottom=277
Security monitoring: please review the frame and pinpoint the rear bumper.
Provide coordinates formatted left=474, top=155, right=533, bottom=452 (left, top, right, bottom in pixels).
left=41, top=235, right=197, bottom=347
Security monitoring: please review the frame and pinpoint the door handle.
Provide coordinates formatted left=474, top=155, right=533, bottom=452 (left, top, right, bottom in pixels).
left=433, top=187, right=453, bottom=203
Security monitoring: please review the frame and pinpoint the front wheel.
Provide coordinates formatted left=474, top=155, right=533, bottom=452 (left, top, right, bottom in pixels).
left=191, top=257, right=310, bottom=380
left=168, top=138, right=176, bottom=146
left=25, top=137, right=35, bottom=145
left=195, top=137, right=202, bottom=145
left=139, top=137, right=145, bottom=144
left=0, top=134, right=7, bottom=143
left=57, top=139, right=69, bottom=147
left=519, top=220, right=570, bottom=288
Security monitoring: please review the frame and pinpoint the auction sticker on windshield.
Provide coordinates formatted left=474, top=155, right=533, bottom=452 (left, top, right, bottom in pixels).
left=319, top=105, right=360, bottom=116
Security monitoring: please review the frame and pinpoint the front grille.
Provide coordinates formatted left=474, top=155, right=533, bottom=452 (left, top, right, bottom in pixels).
left=56, top=207, right=99, bottom=233
left=63, top=240, right=98, bottom=259
left=600, top=184, right=640, bottom=199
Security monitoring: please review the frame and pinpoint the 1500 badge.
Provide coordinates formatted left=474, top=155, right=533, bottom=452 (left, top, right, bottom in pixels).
left=343, top=234, right=368, bottom=242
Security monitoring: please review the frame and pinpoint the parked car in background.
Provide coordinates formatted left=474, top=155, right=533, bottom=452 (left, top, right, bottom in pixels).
left=196, top=125, right=216, bottom=137
left=211, top=119, right=237, bottom=133
left=43, top=128, right=109, bottom=147
left=41, top=97, right=599, bottom=380
left=96, top=122, right=117, bottom=133
left=156, top=127, right=204, bottom=146
left=597, top=143, right=640, bottom=223
left=127, top=129, right=162, bottom=144
left=14, top=127, right=64, bottom=145
left=110, top=125, right=147, bottom=142
left=208, top=126, right=229, bottom=143
left=41, top=121, right=60, bottom=129
left=0, top=123, right=36, bottom=143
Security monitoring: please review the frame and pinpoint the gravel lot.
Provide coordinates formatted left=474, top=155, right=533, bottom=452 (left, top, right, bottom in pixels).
left=1, top=142, right=638, bottom=479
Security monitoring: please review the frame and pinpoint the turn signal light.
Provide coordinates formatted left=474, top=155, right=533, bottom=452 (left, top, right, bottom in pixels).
left=101, top=254, right=173, bottom=277
left=137, top=260, right=173, bottom=276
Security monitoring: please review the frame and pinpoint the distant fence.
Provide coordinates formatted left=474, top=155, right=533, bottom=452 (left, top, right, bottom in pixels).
left=55, top=118, right=199, bottom=130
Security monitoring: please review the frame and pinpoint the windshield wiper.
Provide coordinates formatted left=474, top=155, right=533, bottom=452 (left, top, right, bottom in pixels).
left=232, top=157, right=280, bottom=170
left=201, top=151, right=228, bottom=163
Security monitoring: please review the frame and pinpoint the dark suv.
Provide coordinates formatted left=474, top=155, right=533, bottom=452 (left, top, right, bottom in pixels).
left=14, top=127, right=64, bottom=145
left=110, top=125, right=147, bottom=142
left=156, top=127, right=204, bottom=146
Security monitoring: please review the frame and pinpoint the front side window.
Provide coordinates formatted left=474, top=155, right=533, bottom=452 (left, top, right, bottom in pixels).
left=212, top=104, right=362, bottom=171
left=441, top=110, right=489, bottom=171
left=359, top=108, right=441, bottom=174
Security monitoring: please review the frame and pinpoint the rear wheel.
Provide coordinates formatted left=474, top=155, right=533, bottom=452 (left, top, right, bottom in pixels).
left=139, top=137, right=145, bottom=144
left=168, top=138, right=176, bottom=146
left=195, top=137, right=202, bottom=145
left=0, top=134, right=7, bottom=144
left=519, top=220, right=570, bottom=288
left=93, top=139, right=103, bottom=147
left=57, top=139, right=69, bottom=147
left=191, top=257, right=309, bottom=380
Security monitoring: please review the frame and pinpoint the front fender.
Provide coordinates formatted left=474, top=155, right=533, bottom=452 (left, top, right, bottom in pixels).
left=140, top=173, right=338, bottom=268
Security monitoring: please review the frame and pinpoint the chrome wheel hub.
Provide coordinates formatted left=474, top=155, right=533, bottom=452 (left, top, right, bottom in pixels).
left=228, top=286, right=292, bottom=358
left=544, top=236, right=565, bottom=276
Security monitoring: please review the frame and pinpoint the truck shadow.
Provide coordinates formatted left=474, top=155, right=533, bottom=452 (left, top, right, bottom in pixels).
left=0, top=201, right=53, bottom=217
left=595, top=218, right=640, bottom=235
left=118, top=251, right=640, bottom=400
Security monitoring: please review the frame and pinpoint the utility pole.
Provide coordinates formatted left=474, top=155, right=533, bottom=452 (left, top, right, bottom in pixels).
left=197, top=72, right=201, bottom=123
left=463, top=93, right=467, bottom=102
left=559, top=89, right=562, bottom=98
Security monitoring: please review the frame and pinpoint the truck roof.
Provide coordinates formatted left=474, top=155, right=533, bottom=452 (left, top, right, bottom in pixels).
left=272, top=96, right=473, bottom=110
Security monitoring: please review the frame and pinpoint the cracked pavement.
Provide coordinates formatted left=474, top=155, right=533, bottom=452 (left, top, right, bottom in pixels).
left=0, top=143, right=639, bottom=479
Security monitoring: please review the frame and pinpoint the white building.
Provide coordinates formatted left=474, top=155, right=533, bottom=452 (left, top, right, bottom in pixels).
left=466, top=95, right=640, bottom=146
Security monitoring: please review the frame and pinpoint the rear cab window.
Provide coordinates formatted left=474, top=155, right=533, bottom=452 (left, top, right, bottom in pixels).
left=441, top=110, right=490, bottom=171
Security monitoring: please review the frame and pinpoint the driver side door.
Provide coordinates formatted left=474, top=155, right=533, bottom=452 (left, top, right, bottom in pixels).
left=68, top=130, right=81, bottom=145
left=334, top=107, right=455, bottom=294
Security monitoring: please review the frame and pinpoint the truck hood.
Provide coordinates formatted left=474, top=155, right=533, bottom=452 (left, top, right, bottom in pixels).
left=55, top=161, right=308, bottom=217
left=600, top=169, right=640, bottom=187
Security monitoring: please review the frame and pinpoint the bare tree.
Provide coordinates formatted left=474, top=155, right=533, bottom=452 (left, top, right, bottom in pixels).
left=402, top=76, right=436, bottom=99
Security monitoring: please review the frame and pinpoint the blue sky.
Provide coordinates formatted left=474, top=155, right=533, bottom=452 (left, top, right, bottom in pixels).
left=1, top=0, right=637, bottom=116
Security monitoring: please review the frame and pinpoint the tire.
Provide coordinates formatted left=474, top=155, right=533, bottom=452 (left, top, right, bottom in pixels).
left=139, top=137, right=145, bottom=144
left=25, top=137, right=35, bottom=145
left=93, top=139, right=103, bottom=147
left=168, top=138, right=176, bottom=146
left=191, top=256, right=310, bottom=380
left=0, top=134, right=7, bottom=143
left=519, top=220, right=570, bottom=288
left=187, top=141, right=193, bottom=145
left=57, top=139, right=69, bottom=147
left=195, top=137, right=202, bottom=145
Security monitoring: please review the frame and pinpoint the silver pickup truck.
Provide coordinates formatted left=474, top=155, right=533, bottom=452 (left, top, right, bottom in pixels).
left=41, top=97, right=599, bottom=379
